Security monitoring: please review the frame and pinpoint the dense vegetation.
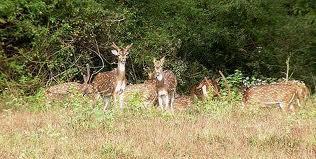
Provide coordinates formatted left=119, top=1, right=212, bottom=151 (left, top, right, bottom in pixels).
left=1, top=1, right=316, bottom=158
left=1, top=0, right=315, bottom=94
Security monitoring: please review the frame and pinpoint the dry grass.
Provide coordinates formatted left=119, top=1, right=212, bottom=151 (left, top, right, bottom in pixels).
left=0, top=95, right=315, bottom=158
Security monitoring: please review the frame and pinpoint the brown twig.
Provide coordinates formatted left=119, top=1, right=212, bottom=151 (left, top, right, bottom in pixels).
left=219, top=70, right=231, bottom=100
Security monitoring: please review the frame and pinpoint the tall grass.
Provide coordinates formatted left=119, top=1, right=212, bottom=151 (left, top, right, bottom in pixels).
left=0, top=91, right=315, bottom=158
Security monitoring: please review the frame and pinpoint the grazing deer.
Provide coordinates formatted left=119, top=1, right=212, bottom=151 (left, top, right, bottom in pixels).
left=190, top=77, right=220, bottom=100
left=153, top=57, right=177, bottom=111
left=242, top=83, right=299, bottom=112
left=279, top=80, right=310, bottom=106
left=45, top=64, right=96, bottom=101
left=92, top=42, right=132, bottom=111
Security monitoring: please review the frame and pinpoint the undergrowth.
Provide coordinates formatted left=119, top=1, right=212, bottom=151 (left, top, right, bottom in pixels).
left=0, top=89, right=315, bottom=158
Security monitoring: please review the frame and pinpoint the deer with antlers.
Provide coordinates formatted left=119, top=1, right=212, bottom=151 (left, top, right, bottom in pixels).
left=153, top=57, right=177, bottom=111
left=92, top=42, right=132, bottom=111
left=242, top=83, right=300, bottom=112
left=190, top=77, right=221, bottom=100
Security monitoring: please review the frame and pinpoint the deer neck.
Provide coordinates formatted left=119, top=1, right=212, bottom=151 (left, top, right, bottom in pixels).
left=116, top=62, right=126, bottom=82
left=156, top=72, right=165, bottom=88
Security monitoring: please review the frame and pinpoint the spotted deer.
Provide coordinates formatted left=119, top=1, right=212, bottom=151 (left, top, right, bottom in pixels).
left=242, top=83, right=299, bottom=112
left=190, top=77, right=220, bottom=100
left=174, top=95, right=192, bottom=111
left=92, top=42, right=132, bottom=111
left=153, top=57, right=177, bottom=111
left=279, top=80, right=310, bottom=106
left=45, top=64, right=95, bottom=101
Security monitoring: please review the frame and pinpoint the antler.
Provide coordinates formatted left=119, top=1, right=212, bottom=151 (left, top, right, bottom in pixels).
left=124, top=43, right=133, bottom=52
left=111, top=42, right=121, bottom=52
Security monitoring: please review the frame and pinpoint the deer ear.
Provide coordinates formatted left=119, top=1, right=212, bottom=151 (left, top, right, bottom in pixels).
left=125, top=43, right=133, bottom=51
left=111, top=50, right=119, bottom=56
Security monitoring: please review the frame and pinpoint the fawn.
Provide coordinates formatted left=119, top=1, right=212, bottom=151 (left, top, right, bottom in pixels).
left=92, top=42, right=132, bottom=111
left=153, top=57, right=177, bottom=111
left=242, top=83, right=300, bottom=112
left=190, top=77, right=220, bottom=100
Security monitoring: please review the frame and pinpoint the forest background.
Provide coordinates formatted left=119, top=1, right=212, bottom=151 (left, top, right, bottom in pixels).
left=1, top=0, right=315, bottom=95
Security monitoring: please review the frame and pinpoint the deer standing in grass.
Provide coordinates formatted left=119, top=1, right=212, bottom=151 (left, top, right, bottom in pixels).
left=190, top=77, right=221, bottom=100
left=92, top=42, right=132, bottom=111
left=242, top=83, right=300, bottom=112
left=153, top=57, right=177, bottom=111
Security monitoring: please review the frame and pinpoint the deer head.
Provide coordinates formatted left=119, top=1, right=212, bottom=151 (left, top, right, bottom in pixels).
left=111, top=42, right=132, bottom=65
left=153, top=57, right=165, bottom=81
left=194, top=77, right=221, bottom=99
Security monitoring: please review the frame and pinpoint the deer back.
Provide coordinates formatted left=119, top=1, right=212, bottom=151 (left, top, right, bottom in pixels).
left=45, top=82, right=83, bottom=100
left=174, top=95, right=192, bottom=111
left=92, top=69, right=118, bottom=96
left=157, top=70, right=177, bottom=93
left=243, top=83, right=298, bottom=107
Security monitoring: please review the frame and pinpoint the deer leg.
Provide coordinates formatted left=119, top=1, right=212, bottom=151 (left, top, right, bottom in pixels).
left=158, top=96, right=164, bottom=110
left=164, top=95, right=169, bottom=111
left=169, top=91, right=175, bottom=112
left=91, top=93, right=100, bottom=107
left=103, top=95, right=110, bottom=111
left=296, top=98, right=301, bottom=107
left=288, top=92, right=297, bottom=112
left=119, top=93, right=124, bottom=110
left=113, top=93, right=118, bottom=109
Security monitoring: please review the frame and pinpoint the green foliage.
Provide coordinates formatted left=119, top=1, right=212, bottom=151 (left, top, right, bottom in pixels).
left=0, top=0, right=315, bottom=95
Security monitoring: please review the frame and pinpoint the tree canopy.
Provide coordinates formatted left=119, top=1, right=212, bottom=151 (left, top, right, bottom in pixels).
left=1, top=0, right=315, bottom=94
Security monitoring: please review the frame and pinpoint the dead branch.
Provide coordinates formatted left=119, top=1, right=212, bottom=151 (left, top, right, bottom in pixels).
left=286, top=56, right=290, bottom=81
left=219, top=70, right=231, bottom=100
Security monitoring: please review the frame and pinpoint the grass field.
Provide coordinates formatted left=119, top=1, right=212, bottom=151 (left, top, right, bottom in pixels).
left=0, top=92, right=315, bottom=158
